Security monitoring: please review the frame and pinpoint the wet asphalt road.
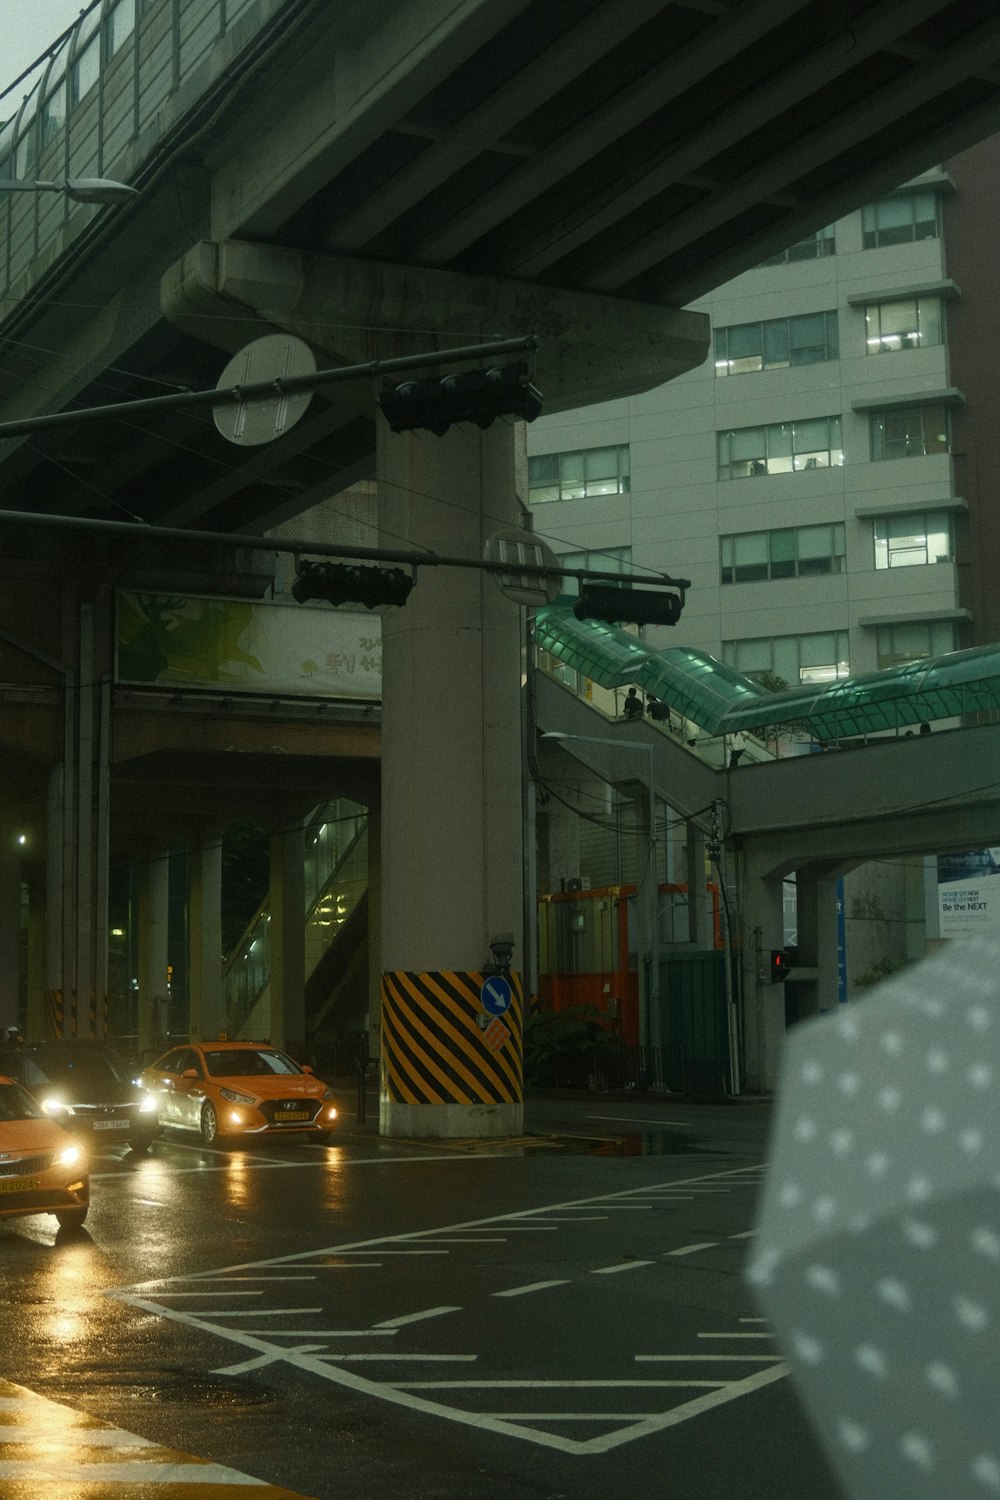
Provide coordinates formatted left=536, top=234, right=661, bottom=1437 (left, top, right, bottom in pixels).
left=0, top=1090, right=843, bottom=1500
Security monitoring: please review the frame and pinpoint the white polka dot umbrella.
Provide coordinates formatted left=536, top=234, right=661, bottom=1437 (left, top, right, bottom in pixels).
left=745, top=938, right=1000, bottom=1500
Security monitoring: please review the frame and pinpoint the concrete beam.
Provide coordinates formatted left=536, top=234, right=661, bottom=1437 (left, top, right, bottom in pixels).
left=161, top=240, right=709, bottom=412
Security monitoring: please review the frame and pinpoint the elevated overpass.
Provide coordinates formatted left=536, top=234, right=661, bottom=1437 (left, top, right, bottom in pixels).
left=5, top=0, right=1000, bottom=1127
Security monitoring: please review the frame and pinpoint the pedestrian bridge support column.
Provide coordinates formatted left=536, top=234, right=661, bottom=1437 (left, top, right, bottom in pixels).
left=137, top=852, right=170, bottom=1063
left=188, top=835, right=223, bottom=1042
left=734, top=845, right=788, bottom=1093
left=377, top=417, right=524, bottom=1140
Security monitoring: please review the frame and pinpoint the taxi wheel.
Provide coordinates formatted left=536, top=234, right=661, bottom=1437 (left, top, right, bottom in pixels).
left=200, top=1101, right=223, bottom=1146
left=55, top=1206, right=88, bottom=1231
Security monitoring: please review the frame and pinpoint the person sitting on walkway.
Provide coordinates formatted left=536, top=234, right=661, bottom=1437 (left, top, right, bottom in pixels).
left=622, top=687, right=644, bottom=720
left=647, top=694, right=672, bottom=727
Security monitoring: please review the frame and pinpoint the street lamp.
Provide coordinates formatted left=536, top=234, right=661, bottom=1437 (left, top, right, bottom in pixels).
left=540, top=729, right=661, bottom=1056
left=0, top=177, right=138, bottom=205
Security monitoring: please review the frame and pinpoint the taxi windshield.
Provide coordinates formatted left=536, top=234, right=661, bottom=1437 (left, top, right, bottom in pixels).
left=202, top=1049, right=302, bottom=1078
left=0, top=1079, right=46, bottom=1121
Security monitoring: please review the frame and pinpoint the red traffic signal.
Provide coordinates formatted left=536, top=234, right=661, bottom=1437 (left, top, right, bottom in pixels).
left=770, top=949, right=791, bottom=983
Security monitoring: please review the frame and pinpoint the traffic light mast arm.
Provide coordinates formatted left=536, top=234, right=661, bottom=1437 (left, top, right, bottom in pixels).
left=0, top=335, right=540, bottom=443
left=0, top=505, right=688, bottom=596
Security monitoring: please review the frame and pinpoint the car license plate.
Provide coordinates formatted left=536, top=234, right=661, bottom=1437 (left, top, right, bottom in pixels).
left=0, top=1178, right=39, bottom=1192
left=279, top=1111, right=310, bottom=1121
left=92, top=1120, right=129, bottom=1130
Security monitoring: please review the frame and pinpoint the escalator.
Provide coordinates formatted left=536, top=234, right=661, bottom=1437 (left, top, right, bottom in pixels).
left=221, top=800, right=369, bottom=1041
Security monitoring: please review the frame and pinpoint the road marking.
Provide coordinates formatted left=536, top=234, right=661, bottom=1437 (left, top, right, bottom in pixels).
left=375, top=1307, right=462, bottom=1328
left=0, top=1380, right=319, bottom=1496
left=698, top=1332, right=774, bottom=1340
left=392, top=1380, right=729, bottom=1390
left=587, top=1115, right=693, bottom=1127
left=110, top=1161, right=772, bottom=1456
left=666, top=1242, right=719, bottom=1256
left=729, top=1229, right=757, bottom=1239
left=591, top=1261, right=655, bottom=1274
left=492, top=1280, right=570, bottom=1298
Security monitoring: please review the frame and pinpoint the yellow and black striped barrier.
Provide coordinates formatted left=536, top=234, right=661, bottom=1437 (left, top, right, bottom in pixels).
left=381, top=969, right=523, bottom=1107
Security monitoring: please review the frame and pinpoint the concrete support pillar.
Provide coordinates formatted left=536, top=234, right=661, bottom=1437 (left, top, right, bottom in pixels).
left=0, top=838, right=20, bottom=1033
left=25, top=873, right=47, bottom=1042
left=137, top=852, right=170, bottom=1062
left=686, top=822, right=711, bottom=948
left=377, top=417, right=524, bottom=1139
left=795, top=871, right=842, bottom=1018
left=631, top=788, right=659, bottom=1052
left=269, top=820, right=305, bottom=1054
left=735, top=847, right=788, bottom=1093
left=46, top=764, right=65, bottom=1036
left=366, top=807, right=382, bottom=1058
left=188, top=835, right=223, bottom=1041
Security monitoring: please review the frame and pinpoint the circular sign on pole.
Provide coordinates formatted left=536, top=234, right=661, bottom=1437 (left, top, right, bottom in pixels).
left=484, top=526, right=563, bottom=606
left=480, top=974, right=513, bottom=1017
left=214, top=335, right=316, bottom=446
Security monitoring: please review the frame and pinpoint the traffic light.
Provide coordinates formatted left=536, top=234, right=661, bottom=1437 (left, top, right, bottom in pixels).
left=292, top=560, right=414, bottom=609
left=573, top=584, right=684, bottom=628
left=770, top=949, right=791, bottom=983
left=378, top=362, right=543, bottom=436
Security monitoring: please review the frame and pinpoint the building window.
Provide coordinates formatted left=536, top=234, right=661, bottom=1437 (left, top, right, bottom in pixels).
left=528, top=445, right=630, bottom=504
left=71, top=33, right=101, bottom=106
left=862, top=192, right=939, bottom=249
left=870, top=404, right=949, bottom=461
left=554, top=546, right=632, bottom=591
left=715, top=311, right=838, bottom=376
left=875, top=620, right=957, bottom=669
left=873, top=511, right=954, bottom=569
left=721, top=523, right=845, bottom=584
left=105, top=0, right=137, bottom=58
left=717, top=416, right=843, bottom=479
left=724, top=632, right=850, bottom=685
left=759, top=226, right=835, bottom=265
left=866, top=296, right=943, bottom=354
left=40, top=77, right=67, bottom=147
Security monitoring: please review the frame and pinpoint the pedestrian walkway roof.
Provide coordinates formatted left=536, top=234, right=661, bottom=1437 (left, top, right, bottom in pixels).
left=533, top=601, right=1000, bottom=742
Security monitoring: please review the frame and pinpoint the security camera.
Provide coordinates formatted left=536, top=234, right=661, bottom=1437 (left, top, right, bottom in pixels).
left=488, top=932, right=515, bottom=971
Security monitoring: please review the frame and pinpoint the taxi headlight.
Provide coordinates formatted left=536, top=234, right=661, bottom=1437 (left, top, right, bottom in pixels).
left=42, top=1096, right=73, bottom=1118
left=55, top=1144, right=82, bottom=1169
left=138, top=1093, right=158, bottom=1114
left=220, top=1087, right=256, bottom=1105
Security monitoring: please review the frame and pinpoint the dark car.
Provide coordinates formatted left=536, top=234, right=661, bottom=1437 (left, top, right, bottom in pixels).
left=0, top=1042, right=158, bottom=1152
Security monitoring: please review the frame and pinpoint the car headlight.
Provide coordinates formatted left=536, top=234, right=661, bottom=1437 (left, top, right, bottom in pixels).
left=138, top=1093, right=157, bottom=1114
left=220, top=1087, right=256, bottom=1105
left=41, top=1096, right=73, bottom=1118
left=55, top=1144, right=82, bottom=1169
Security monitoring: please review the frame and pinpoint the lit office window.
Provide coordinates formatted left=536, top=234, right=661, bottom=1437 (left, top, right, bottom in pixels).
left=862, top=192, right=939, bottom=249
left=876, top=620, right=957, bottom=668
left=724, top=632, right=850, bottom=685
left=528, top=446, right=630, bottom=504
left=721, top=523, right=845, bottom=583
left=873, top=511, right=954, bottom=569
left=870, top=404, right=949, bottom=461
left=865, top=296, right=943, bottom=354
left=717, top=416, right=843, bottom=479
left=715, top=311, right=838, bottom=375
left=759, top=226, right=836, bottom=265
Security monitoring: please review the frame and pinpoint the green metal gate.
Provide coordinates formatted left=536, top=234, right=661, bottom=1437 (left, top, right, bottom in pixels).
left=660, top=951, right=731, bottom=1096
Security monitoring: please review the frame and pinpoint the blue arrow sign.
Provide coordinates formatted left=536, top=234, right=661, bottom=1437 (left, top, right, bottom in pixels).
left=480, top=975, right=512, bottom=1016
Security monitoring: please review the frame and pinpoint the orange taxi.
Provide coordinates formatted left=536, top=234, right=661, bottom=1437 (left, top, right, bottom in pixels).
left=0, top=1074, right=90, bottom=1231
left=139, top=1041, right=338, bottom=1146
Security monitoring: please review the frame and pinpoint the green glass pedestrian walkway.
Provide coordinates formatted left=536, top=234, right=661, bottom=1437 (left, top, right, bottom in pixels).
left=533, top=599, right=1000, bottom=742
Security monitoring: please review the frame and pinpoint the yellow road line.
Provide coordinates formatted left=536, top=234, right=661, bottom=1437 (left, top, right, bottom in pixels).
left=0, top=1380, right=320, bottom=1497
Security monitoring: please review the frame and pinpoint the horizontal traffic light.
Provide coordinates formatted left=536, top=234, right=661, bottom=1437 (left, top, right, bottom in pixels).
left=573, top=584, right=684, bottom=627
left=292, top=561, right=414, bottom=609
left=378, top=363, right=543, bottom=436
